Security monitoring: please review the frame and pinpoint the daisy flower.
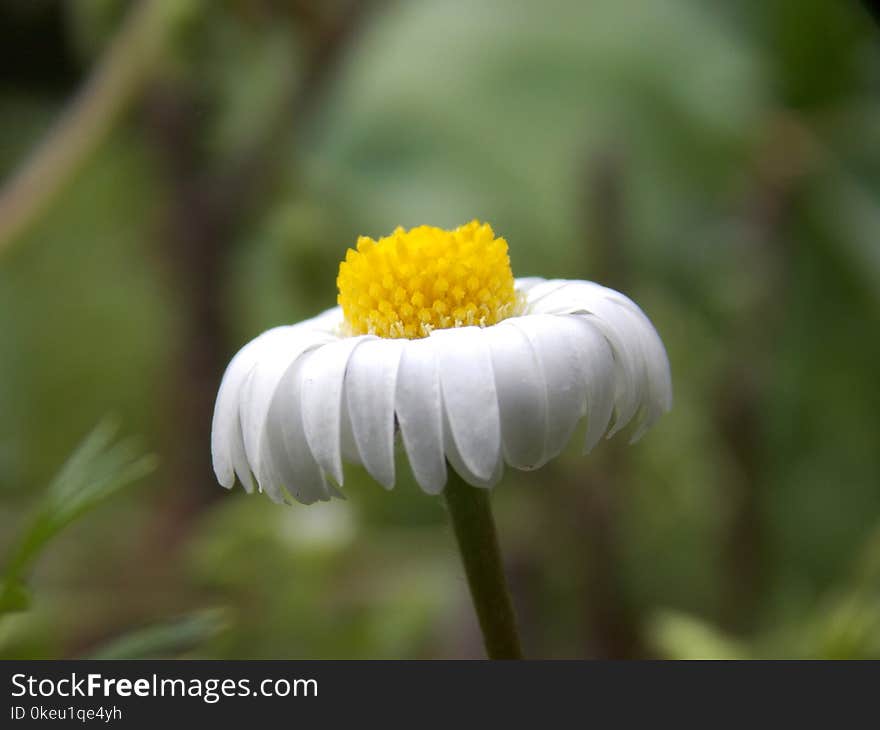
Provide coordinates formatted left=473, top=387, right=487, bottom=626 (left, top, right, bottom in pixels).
left=211, top=220, right=671, bottom=659
left=211, top=220, right=671, bottom=504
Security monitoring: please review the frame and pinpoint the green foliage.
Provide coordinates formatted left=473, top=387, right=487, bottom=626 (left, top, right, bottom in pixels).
left=650, top=524, right=880, bottom=660
left=0, top=422, right=155, bottom=618
left=86, top=609, right=228, bottom=659
left=649, top=611, right=750, bottom=660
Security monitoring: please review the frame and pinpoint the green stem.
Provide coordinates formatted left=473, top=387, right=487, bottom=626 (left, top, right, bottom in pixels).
left=443, top=470, right=523, bottom=659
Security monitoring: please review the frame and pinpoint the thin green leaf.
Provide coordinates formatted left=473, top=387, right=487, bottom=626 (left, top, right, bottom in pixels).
left=3, top=421, right=156, bottom=590
left=85, top=610, right=229, bottom=660
left=0, top=580, right=31, bottom=616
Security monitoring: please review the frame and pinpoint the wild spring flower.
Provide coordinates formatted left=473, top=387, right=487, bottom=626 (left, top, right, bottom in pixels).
left=211, top=221, right=671, bottom=504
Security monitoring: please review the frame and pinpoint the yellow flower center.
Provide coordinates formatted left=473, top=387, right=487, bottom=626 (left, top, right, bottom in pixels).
left=337, top=220, right=518, bottom=339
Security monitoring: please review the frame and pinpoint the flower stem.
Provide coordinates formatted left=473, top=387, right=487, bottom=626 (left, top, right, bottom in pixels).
left=443, top=470, right=523, bottom=659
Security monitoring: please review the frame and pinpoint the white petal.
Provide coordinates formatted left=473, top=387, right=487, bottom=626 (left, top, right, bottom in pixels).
left=610, top=301, right=673, bottom=441
left=299, top=336, right=374, bottom=485
left=443, top=409, right=504, bottom=489
left=227, top=419, right=255, bottom=493
left=262, top=351, right=331, bottom=504
left=211, top=308, right=347, bottom=492
left=513, top=277, right=547, bottom=296
left=525, top=280, right=671, bottom=439
left=573, top=318, right=617, bottom=453
left=519, top=278, right=572, bottom=308
left=431, top=326, right=502, bottom=482
left=526, top=281, right=644, bottom=435
left=506, top=315, right=590, bottom=466
left=240, top=330, right=334, bottom=501
left=339, top=394, right=362, bottom=467
left=344, top=338, right=406, bottom=489
left=483, top=321, right=547, bottom=470
left=395, top=338, right=447, bottom=494
left=308, top=305, right=345, bottom=335
left=211, top=325, right=301, bottom=491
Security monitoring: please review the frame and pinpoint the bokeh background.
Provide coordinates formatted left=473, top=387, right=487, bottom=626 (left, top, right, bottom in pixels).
left=2, top=0, right=879, bottom=659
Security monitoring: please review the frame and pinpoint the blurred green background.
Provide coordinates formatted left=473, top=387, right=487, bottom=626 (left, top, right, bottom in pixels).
left=1, top=0, right=879, bottom=659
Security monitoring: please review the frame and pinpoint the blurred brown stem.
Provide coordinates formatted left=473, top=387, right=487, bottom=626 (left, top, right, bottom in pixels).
left=145, top=1, right=378, bottom=544
left=716, top=115, right=807, bottom=630
left=571, top=147, right=646, bottom=657
left=0, top=0, right=175, bottom=258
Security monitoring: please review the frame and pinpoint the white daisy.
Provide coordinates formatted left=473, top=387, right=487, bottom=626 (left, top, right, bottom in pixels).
left=211, top=221, right=672, bottom=505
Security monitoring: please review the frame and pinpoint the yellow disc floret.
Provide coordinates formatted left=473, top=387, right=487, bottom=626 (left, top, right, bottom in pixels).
left=337, top=220, right=518, bottom=339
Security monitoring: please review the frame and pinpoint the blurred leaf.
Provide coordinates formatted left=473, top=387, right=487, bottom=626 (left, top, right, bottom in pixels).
left=86, top=609, right=228, bottom=659
left=0, top=580, right=30, bottom=615
left=648, top=611, right=750, bottom=660
left=810, top=597, right=880, bottom=660
left=790, top=524, right=880, bottom=659
left=1, top=421, right=155, bottom=608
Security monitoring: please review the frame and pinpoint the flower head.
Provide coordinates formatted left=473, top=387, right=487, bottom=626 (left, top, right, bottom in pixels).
left=337, top=221, right=519, bottom=338
left=211, top=221, right=672, bottom=504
